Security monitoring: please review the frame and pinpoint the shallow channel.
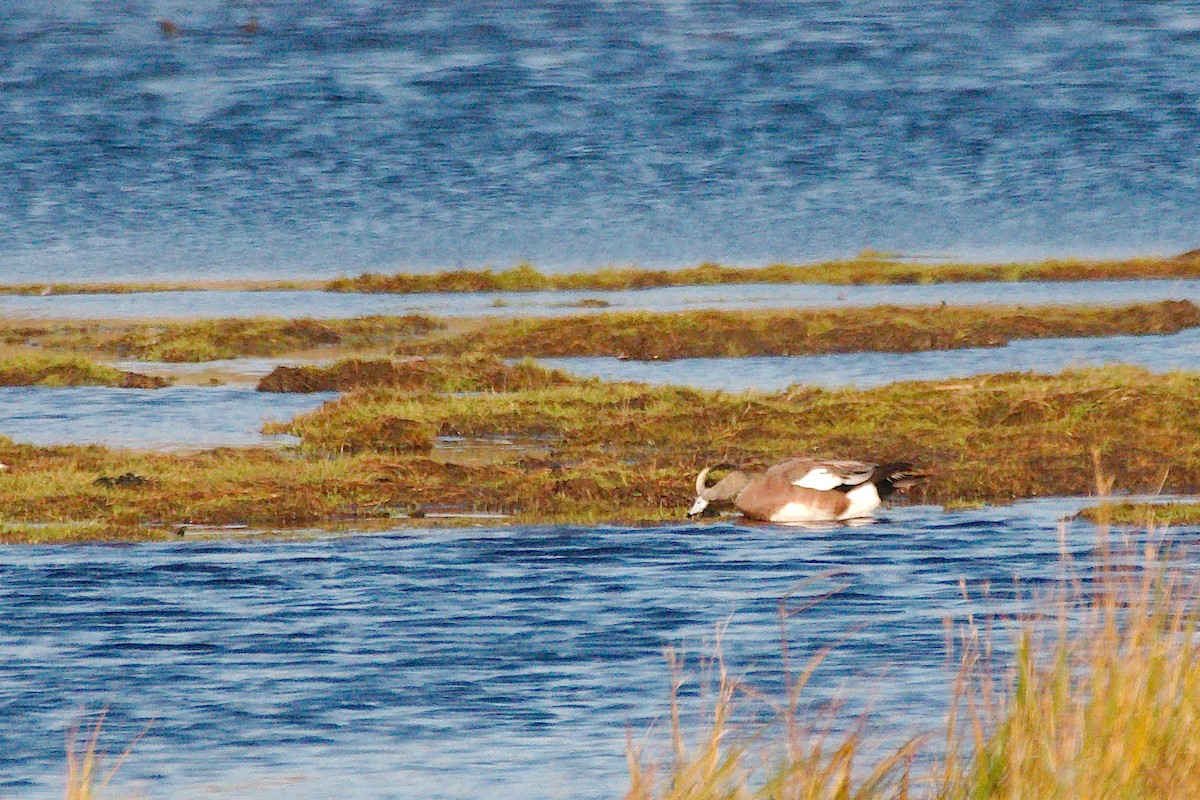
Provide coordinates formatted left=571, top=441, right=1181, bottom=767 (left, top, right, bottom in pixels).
left=0, top=386, right=336, bottom=449
left=0, top=499, right=1182, bottom=799
left=543, top=327, right=1200, bottom=391
left=5, top=279, right=1200, bottom=320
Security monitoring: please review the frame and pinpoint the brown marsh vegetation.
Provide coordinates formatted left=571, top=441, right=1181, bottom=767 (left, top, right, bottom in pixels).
left=6, top=363, right=1200, bottom=540
left=257, top=354, right=580, bottom=393
left=273, top=364, right=1200, bottom=506
left=0, top=354, right=169, bottom=388
left=325, top=252, right=1200, bottom=294
left=0, top=315, right=440, bottom=362
left=1, top=302, right=1194, bottom=368
left=395, top=301, right=1200, bottom=360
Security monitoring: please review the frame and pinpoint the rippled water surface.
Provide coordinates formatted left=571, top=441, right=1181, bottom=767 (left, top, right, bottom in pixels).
left=545, top=327, right=1200, bottom=391
left=0, top=386, right=335, bottom=448
left=2, top=502, right=1182, bottom=799
left=7, top=280, right=1200, bottom=320
left=3, top=2, right=1200, bottom=279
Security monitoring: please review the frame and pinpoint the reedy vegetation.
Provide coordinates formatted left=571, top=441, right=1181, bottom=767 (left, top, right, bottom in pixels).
left=64, top=712, right=144, bottom=800
left=394, top=301, right=1200, bottom=360
left=1078, top=501, right=1200, bottom=526
left=274, top=362, right=1200, bottom=504
left=257, top=353, right=581, bottom=393
left=629, top=532, right=1200, bottom=800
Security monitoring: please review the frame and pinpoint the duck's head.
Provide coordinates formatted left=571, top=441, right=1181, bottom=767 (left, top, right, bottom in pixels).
left=687, top=465, right=750, bottom=517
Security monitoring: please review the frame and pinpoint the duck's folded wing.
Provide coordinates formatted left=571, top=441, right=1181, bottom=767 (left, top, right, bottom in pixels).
left=790, top=461, right=875, bottom=491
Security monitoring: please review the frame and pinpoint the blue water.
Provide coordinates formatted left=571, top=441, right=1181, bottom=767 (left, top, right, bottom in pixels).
left=0, top=386, right=335, bottom=449
left=3, top=2, right=1200, bottom=281
left=6, top=279, right=1200, bottom=320
left=0, top=502, right=1178, bottom=799
left=544, top=326, right=1200, bottom=391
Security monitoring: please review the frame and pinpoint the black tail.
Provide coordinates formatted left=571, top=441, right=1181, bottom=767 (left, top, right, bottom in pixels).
left=872, top=462, right=927, bottom=499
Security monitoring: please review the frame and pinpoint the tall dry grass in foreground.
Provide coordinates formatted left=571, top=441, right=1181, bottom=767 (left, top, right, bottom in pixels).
left=628, top=526, right=1200, bottom=800
left=64, top=711, right=144, bottom=800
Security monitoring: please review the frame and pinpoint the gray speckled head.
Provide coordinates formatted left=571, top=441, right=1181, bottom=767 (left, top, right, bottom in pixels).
left=688, top=466, right=752, bottom=517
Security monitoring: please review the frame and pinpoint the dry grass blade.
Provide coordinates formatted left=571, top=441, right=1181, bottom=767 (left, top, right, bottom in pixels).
left=65, top=710, right=147, bottom=800
left=627, top=630, right=919, bottom=800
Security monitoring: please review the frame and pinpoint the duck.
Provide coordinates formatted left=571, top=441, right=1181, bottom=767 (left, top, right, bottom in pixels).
left=687, top=458, right=925, bottom=523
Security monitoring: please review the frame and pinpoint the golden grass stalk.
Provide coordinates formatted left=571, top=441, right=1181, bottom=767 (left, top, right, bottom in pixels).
left=937, top=530, right=1200, bottom=800
left=627, top=601, right=922, bottom=800
left=630, top=513, right=1200, bottom=799
left=64, top=711, right=144, bottom=800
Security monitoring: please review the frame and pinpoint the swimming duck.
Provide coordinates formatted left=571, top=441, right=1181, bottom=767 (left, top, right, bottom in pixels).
left=687, top=458, right=925, bottom=522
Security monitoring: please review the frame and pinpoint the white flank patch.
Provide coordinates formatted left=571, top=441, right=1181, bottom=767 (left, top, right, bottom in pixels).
left=838, top=483, right=882, bottom=520
left=770, top=501, right=835, bottom=522
left=792, top=467, right=843, bottom=491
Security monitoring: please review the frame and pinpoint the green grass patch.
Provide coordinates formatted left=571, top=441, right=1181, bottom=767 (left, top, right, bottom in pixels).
left=1077, top=501, right=1200, bottom=526
left=395, top=301, right=1200, bottom=359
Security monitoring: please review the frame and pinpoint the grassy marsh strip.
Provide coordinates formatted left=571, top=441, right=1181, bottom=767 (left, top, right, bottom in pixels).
left=257, top=354, right=580, bottom=393
left=2, top=302, right=1196, bottom=366
left=395, top=301, right=1200, bottom=360
left=8, top=252, right=1200, bottom=297
left=0, top=278, right=324, bottom=295
left=0, top=315, right=440, bottom=362
left=3, top=364, right=1199, bottom=539
left=326, top=252, right=1200, bottom=294
left=272, top=364, right=1200, bottom=506
left=0, top=354, right=168, bottom=388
